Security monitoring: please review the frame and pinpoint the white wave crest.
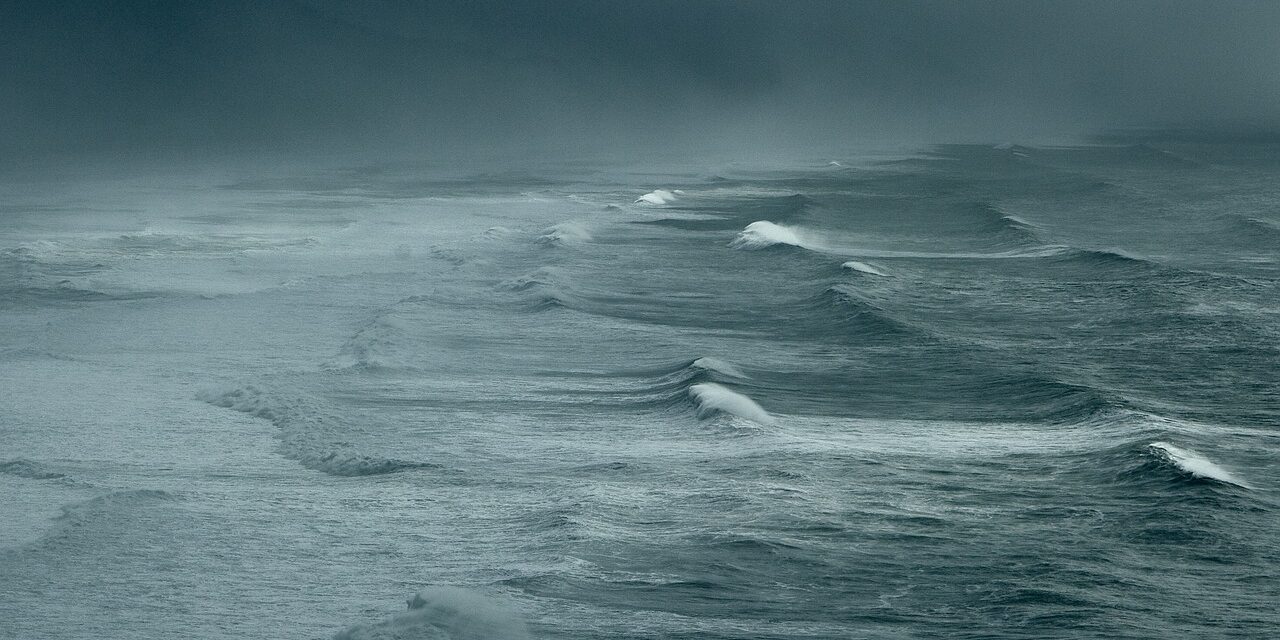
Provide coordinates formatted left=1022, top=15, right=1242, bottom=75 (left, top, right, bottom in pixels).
left=536, top=222, right=592, bottom=246
left=730, top=221, right=805, bottom=250
left=688, top=383, right=775, bottom=425
left=841, top=260, right=889, bottom=276
left=635, top=189, right=678, bottom=205
left=1149, top=442, right=1251, bottom=488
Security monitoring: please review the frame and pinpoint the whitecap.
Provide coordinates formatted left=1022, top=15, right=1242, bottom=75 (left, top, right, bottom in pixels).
left=635, top=189, right=678, bottom=205
left=536, top=222, right=592, bottom=246
left=841, top=260, right=889, bottom=276
left=688, top=383, right=775, bottom=425
left=730, top=221, right=805, bottom=250
left=1149, top=442, right=1251, bottom=488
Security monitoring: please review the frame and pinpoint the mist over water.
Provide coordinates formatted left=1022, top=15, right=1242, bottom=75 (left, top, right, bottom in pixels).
left=5, top=0, right=1280, bottom=167
left=4, top=2, right=1280, bottom=639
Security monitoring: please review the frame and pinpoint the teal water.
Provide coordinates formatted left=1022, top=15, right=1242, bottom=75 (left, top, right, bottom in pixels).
left=2, top=140, right=1277, bottom=639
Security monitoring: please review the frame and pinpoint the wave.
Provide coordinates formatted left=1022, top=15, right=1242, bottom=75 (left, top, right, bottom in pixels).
left=635, top=189, right=679, bottom=205
left=497, top=266, right=584, bottom=312
left=536, top=222, right=592, bottom=247
left=571, top=358, right=756, bottom=416
left=199, top=385, right=435, bottom=477
left=976, top=373, right=1123, bottom=424
left=690, top=357, right=748, bottom=380
left=1148, top=442, right=1252, bottom=488
left=841, top=260, right=889, bottom=277
left=688, top=383, right=775, bottom=425
left=966, top=202, right=1044, bottom=248
left=334, top=587, right=530, bottom=640
left=806, top=285, right=921, bottom=339
left=730, top=221, right=808, bottom=250
left=33, top=490, right=175, bottom=547
left=0, top=283, right=165, bottom=307
left=1221, top=215, right=1280, bottom=247
left=326, top=314, right=413, bottom=370
left=0, top=458, right=68, bottom=480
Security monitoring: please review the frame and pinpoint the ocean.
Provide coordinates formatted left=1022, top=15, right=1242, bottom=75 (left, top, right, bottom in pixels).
left=2, top=140, right=1277, bottom=639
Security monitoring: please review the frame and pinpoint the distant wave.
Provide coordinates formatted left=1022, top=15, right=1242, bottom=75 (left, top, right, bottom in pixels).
left=0, top=458, right=67, bottom=480
left=0, top=283, right=166, bottom=307
left=688, top=382, right=775, bottom=425
left=199, top=385, right=435, bottom=477
left=334, top=587, right=530, bottom=640
left=1221, top=215, right=1280, bottom=247
left=730, top=221, right=809, bottom=250
left=498, top=266, right=584, bottom=312
left=1148, top=442, right=1251, bottom=488
left=966, top=202, right=1044, bottom=248
left=841, top=260, right=889, bottom=277
left=1051, top=247, right=1154, bottom=268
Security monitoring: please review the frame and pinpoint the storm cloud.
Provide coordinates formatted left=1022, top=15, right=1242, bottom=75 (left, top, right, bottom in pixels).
left=4, top=0, right=1279, bottom=165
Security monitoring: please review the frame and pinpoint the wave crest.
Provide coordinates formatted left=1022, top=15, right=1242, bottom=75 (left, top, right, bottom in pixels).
left=730, top=221, right=806, bottom=250
left=635, top=189, right=679, bottom=205
left=841, top=260, right=889, bottom=277
left=1148, top=442, right=1251, bottom=488
left=688, top=383, right=775, bottom=425
left=536, top=222, right=592, bottom=247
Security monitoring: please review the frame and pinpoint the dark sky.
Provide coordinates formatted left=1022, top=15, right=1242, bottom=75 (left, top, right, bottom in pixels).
left=4, top=0, right=1279, bottom=166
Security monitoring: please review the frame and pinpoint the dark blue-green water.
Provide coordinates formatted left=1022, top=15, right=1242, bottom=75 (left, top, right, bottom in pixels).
left=2, top=141, right=1277, bottom=638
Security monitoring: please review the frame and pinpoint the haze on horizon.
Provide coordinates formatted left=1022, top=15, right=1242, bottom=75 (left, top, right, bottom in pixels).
left=4, top=0, right=1280, bottom=169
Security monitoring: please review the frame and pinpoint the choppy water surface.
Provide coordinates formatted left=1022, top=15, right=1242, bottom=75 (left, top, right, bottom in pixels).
left=2, top=142, right=1278, bottom=639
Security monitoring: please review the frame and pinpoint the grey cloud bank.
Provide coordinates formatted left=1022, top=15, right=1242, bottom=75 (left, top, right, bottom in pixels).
left=3, top=0, right=1279, bottom=167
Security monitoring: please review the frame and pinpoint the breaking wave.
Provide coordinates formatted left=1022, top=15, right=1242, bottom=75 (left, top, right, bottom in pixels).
left=1148, top=442, right=1251, bottom=488
left=198, top=385, right=435, bottom=477
left=635, top=189, right=679, bottom=205
left=536, top=222, right=592, bottom=247
left=730, top=221, right=809, bottom=250
left=688, top=382, right=775, bottom=425
left=841, top=260, right=889, bottom=276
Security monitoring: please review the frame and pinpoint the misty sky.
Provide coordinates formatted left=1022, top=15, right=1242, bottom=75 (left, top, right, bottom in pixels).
left=4, top=0, right=1279, bottom=165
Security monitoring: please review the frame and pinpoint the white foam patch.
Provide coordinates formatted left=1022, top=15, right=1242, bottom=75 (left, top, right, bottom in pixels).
left=1149, top=442, right=1251, bottom=488
left=635, top=189, right=678, bottom=205
left=688, top=383, right=775, bottom=425
left=730, top=221, right=806, bottom=250
left=841, top=260, right=889, bottom=277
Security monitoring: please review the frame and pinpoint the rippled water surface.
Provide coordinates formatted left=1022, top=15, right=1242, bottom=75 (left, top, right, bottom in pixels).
left=2, top=142, right=1278, bottom=639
